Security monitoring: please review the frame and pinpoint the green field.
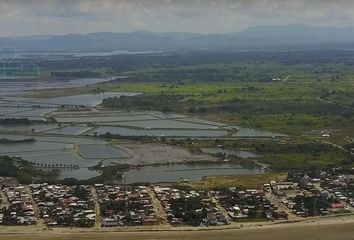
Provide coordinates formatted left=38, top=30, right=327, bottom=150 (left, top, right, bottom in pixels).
left=102, top=80, right=354, bottom=138
left=181, top=172, right=287, bottom=190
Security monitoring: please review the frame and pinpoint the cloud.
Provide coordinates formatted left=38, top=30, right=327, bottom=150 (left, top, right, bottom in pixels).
left=0, top=0, right=354, bottom=36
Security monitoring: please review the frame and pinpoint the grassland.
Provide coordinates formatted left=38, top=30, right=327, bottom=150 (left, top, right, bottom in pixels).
left=165, top=137, right=352, bottom=170
left=180, top=172, right=287, bottom=190
left=99, top=80, right=354, bottom=141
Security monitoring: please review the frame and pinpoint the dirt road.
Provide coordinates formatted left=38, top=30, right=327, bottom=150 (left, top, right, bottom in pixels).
left=91, top=187, right=101, bottom=229
left=147, top=187, right=168, bottom=225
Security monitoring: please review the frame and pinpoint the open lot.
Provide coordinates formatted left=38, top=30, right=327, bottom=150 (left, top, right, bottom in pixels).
left=182, top=173, right=287, bottom=190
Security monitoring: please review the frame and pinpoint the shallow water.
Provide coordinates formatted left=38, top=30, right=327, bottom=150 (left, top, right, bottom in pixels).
left=0, top=133, right=132, bottom=179
left=20, top=150, right=91, bottom=167
left=0, top=107, right=53, bottom=121
left=90, top=126, right=228, bottom=137
left=108, top=119, right=219, bottom=129
left=52, top=162, right=265, bottom=181
left=0, top=141, right=72, bottom=154
left=0, top=123, right=56, bottom=132
left=4, top=92, right=140, bottom=107
left=55, top=114, right=157, bottom=123
left=78, top=144, right=129, bottom=159
left=44, top=125, right=91, bottom=135
left=177, top=118, right=225, bottom=126
left=120, top=163, right=264, bottom=184
left=0, top=76, right=124, bottom=96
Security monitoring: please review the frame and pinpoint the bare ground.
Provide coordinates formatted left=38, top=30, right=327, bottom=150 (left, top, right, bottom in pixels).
left=114, top=142, right=217, bottom=166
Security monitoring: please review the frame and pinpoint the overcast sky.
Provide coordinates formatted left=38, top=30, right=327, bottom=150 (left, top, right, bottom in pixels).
left=1, top=0, right=354, bottom=37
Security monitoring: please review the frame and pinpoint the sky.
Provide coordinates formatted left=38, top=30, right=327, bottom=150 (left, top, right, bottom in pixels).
left=0, top=0, right=354, bottom=37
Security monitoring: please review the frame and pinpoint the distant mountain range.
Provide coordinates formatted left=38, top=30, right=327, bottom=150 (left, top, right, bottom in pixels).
left=2, top=24, right=354, bottom=52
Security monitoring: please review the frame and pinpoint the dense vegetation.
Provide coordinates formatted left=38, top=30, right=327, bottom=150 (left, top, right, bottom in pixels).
left=0, top=156, right=58, bottom=184
left=36, top=50, right=354, bottom=77
left=0, top=156, right=17, bottom=177
left=0, top=138, right=36, bottom=144
left=0, top=118, right=32, bottom=125
left=103, top=94, right=185, bottom=112
left=88, top=162, right=130, bottom=183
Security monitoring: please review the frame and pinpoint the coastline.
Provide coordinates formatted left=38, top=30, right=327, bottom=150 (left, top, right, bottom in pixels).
left=0, top=213, right=353, bottom=240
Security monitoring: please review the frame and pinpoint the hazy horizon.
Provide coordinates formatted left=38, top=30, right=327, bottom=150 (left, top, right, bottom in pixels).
left=1, top=0, right=354, bottom=37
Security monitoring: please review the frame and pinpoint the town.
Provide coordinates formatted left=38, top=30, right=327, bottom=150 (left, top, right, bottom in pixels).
left=1, top=168, right=353, bottom=228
